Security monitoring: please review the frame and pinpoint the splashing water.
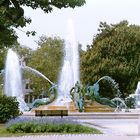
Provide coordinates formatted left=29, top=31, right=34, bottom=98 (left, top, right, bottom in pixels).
left=96, top=76, right=122, bottom=97
left=56, top=19, right=80, bottom=105
left=4, top=49, right=29, bottom=112
left=135, top=82, right=140, bottom=108
left=23, top=66, right=55, bottom=86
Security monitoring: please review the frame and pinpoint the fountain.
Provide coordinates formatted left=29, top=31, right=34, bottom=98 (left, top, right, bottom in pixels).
left=54, top=19, right=80, bottom=106
left=2, top=21, right=128, bottom=113
left=4, top=49, right=29, bottom=112
left=3, top=49, right=57, bottom=112
left=125, top=82, right=140, bottom=109
left=69, top=76, right=128, bottom=112
left=135, top=82, right=140, bottom=108
left=3, top=19, right=79, bottom=111
left=3, top=48, right=124, bottom=112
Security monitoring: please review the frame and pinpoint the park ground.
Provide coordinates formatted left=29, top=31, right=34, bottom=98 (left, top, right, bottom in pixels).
left=1, top=118, right=140, bottom=140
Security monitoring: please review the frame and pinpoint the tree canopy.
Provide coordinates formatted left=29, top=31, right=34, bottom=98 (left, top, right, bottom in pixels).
left=0, top=36, right=64, bottom=96
left=81, top=21, right=140, bottom=98
left=26, top=36, right=64, bottom=95
left=0, top=0, right=85, bottom=46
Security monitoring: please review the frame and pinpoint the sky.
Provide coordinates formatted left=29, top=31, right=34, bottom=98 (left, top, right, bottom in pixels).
left=16, top=0, right=140, bottom=50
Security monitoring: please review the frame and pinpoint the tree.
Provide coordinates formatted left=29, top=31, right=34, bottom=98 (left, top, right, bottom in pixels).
left=13, top=45, right=32, bottom=64
left=26, top=36, right=64, bottom=95
left=0, top=39, right=63, bottom=96
left=81, top=21, right=140, bottom=98
left=0, top=47, right=6, bottom=71
left=0, top=0, right=85, bottom=46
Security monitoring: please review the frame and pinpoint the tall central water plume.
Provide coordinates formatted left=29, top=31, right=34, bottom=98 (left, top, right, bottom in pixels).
left=56, top=19, right=80, bottom=105
left=4, top=49, right=29, bottom=112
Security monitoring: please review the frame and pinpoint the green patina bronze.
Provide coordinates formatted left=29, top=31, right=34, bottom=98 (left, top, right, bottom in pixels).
left=30, top=85, right=57, bottom=109
left=70, top=76, right=127, bottom=112
left=87, top=83, right=117, bottom=108
left=30, top=76, right=127, bottom=112
left=70, top=82, right=86, bottom=112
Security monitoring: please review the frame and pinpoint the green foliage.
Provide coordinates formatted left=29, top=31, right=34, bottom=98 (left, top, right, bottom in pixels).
left=26, top=36, right=64, bottom=95
left=0, top=0, right=85, bottom=46
left=0, top=37, right=63, bottom=98
left=13, top=46, right=32, bottom=64
left=0, top=95, right=20, bottom=123
left=0, top=48, right=6, bottom=71
left=125, top=96, right=135, bottom=108
left=7, top=122, right=99, bottom=134
left=81, top=20, right=140, bottom=98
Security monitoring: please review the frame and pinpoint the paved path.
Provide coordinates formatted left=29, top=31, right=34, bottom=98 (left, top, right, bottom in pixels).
left=0, top=135, right=140, bottom=140
left=79, top=119, right=139, bottom=135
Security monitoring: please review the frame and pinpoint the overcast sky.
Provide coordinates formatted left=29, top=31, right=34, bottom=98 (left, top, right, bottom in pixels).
left=16, top=0, right=140, bottom=50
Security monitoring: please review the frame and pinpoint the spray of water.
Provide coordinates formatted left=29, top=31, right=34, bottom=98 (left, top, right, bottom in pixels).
left=4, top=19, right=80, bottom=109
left=56, top=19, right=80, bottom=105
left=135, top=82, right=140, bottom=108
left=23, top=66, right=55, bottom=86
left=4, top=49, right=29, bottom=112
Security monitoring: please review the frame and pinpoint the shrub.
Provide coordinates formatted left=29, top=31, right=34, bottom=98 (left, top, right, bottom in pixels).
left=6, top=117, right=101, bottom=134
left=0, top=95, right=20, bottom=123
left=125, top=96, right=135, bottom=108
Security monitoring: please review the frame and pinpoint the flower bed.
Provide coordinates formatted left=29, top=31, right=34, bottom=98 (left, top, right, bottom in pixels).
left=6, top=117, right=101, bottom=134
